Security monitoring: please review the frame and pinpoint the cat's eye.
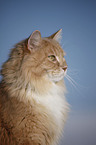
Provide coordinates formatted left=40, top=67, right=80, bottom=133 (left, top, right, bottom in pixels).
left=48, top=55, right=56, bottom=61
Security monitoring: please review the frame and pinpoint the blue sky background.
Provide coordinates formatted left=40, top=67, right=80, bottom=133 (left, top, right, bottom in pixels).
left=0, top=0, right=96, bottom=145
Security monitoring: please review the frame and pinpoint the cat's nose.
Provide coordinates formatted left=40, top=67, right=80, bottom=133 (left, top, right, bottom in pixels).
left=62, top=66, right=67, bottom=72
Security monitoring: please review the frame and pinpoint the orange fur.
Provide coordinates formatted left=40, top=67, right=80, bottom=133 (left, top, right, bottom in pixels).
left=0, top=30, right=69, bottom=145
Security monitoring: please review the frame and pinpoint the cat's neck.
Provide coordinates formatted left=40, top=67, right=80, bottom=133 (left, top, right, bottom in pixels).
left=2, top=75, right=66, bottom=104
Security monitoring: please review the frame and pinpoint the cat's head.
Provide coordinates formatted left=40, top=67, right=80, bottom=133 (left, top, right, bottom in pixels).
left=1, top=30, right=67, bottom=84
left=21, top=29, right=67, bottom=83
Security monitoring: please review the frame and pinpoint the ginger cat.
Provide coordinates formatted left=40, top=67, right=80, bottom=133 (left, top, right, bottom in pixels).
left=0, top=29, right=69, bottom=145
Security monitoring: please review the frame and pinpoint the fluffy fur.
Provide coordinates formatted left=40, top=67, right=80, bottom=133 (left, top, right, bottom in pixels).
left=0, top=30, right=69, bottom=145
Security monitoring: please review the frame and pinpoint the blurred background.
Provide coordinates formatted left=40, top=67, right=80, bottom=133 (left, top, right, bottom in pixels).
left=0, top=0, right=96, bottom=145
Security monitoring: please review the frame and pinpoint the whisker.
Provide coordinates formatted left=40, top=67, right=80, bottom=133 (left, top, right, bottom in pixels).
left=67, top=68, right=79, bottom=71
left=65, top=74, right=87, bottom=97
left=67, top=71, right=78, bottom=76
left=65, top=75, right=77, bottom=89
left=65, top=75, right=83, bottom=97
left=62, top=43, right=65, bottom=49
left=67, top=68, right=79, bottom=75
left=67, top=73, right=88, bottom=89
left=66, top=74, right=79, bottom=87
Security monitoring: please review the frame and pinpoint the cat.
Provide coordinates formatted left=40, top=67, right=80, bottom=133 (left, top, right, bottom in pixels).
left=0, top=29, right=69, bottom=145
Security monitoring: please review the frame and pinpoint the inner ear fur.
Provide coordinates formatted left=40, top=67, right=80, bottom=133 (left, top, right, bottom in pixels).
left=28, top=30, right=41, bottom=52
left=48, top=29, right=62, bottom=42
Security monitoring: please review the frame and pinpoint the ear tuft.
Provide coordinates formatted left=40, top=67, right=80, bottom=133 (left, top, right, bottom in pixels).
left=48, top=29, right=62, bottom=42
left=28, top=30, right=41, bottom=51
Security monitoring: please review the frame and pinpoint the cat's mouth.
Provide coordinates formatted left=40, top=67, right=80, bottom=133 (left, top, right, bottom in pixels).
left=47, top=68, right=67, bottom=82
left=63, top=68, right=67, bottom=77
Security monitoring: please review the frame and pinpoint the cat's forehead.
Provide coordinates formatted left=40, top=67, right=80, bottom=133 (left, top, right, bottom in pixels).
left=42, top=39, right=65, bottom=57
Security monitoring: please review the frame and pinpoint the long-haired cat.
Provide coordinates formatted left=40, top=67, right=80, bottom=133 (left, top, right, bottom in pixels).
left=0, top=29, right=69, bottom=145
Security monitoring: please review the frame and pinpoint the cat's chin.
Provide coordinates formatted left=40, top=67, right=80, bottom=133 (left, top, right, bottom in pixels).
left=46, top=70, right=67, bottom=83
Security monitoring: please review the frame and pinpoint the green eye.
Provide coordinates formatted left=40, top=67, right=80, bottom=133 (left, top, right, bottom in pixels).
left=48, top=55, right=56, bottom=61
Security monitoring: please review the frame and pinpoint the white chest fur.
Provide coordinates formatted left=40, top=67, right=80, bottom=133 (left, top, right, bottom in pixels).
left=26, top=83, right=68, bottom=129
left=38, top=93, right=66, bottom=128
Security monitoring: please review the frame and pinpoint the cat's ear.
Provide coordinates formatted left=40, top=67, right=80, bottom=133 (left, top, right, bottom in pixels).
left=28, top=30, right=41, bottom=51
left=48, top=29, right=62, bottom=42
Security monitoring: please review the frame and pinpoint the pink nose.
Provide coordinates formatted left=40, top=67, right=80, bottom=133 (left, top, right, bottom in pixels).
left=63, top=66, right=67, bottom=72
